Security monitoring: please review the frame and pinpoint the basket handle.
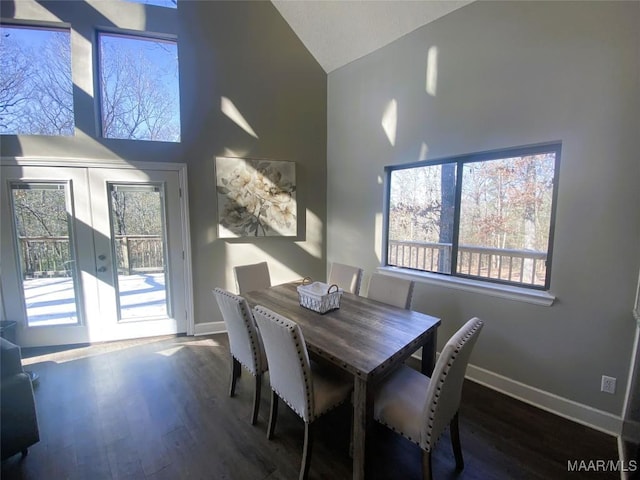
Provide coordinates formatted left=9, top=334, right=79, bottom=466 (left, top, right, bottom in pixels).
left=327, top=283, right=339, bottom=294
left=301, top=276, right=313, bottom=286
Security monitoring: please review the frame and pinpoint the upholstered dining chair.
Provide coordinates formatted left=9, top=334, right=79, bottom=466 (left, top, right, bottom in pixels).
left=367, top=273, right=414, bottom=309
left=212, top=288, right=268, bottom=425
left=372, top=317, right=484, bottom=480
left=233, top=261, right=271, bottom=294
left=328, top=262, right=363, bottom=295
left=252, top=305, right=353, bottom=480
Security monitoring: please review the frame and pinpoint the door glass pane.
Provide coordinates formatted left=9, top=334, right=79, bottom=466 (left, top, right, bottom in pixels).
left=109, top=183, right=170, bottom=320
left=10, top=182, right=80, bottom=326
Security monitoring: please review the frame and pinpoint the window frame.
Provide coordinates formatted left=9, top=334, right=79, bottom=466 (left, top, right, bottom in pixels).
left=382, top=142, right=562, bottom=291
left=95, top=28, right=181, bottom=143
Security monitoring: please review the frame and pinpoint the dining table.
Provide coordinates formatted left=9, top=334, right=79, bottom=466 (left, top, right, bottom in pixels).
left=243, top=281, right=441, bottom=480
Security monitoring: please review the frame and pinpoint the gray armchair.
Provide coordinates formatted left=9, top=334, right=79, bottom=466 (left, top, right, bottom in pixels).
left=1, top=337, right=40, bottom=460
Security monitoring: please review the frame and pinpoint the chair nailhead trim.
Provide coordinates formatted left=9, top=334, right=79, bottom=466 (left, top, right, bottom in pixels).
left=423, top=321, right=482, bottom=449
left=258, top=307, right=316, bottom=421
left=215, top=289, right=266, bottom=375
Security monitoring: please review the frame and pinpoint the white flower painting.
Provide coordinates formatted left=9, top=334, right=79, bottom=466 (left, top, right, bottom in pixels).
left=215, top=157, right=297, bottom=237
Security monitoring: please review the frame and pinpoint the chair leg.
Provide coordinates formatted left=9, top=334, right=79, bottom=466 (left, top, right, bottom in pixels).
left=229, top=357, right=241, bottom=397
left=300, top=422, right=314, bottom=480
left=251, top=373, right=262, bottom=425
left=267, top=390, right=278, bottom=440
left=421, top=450, right=433, bottom=480
left=450, top=411, right=464, bottom=470
left=349, top=413, right=354, bottom=458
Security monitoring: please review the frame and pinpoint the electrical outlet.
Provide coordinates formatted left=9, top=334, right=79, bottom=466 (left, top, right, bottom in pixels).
left=601, top=375, right=616, bottom=394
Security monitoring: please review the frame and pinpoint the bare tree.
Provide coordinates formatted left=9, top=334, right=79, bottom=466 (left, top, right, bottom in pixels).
left=100, top=38, right=180, bottom=142
left=1, top=27, right=179, bottom=141
left=0, top=33, right=34, bottom=132
left=0, top=27, right=73, bottom=135
left=28, top=33, right=74, bottom=135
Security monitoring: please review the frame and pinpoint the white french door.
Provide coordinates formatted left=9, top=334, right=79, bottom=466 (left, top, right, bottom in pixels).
left=0, top=161, right=192, bottom=347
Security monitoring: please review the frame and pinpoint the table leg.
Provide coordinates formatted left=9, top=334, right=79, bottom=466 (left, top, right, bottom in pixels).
left=421, top=329, right=438, bottom=375
left=352, top=376, right=368, bottom=480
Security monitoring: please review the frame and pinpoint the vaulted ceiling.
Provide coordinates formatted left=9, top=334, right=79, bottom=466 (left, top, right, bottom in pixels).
left=271, top=0, right=473, bottom=73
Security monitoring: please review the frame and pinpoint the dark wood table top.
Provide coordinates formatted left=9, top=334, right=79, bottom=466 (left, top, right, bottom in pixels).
left=244, top=282, right=441, bottom=382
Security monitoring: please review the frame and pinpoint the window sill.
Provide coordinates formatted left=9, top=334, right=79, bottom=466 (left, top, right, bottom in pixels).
left=377, top=266, right=556, bottom=307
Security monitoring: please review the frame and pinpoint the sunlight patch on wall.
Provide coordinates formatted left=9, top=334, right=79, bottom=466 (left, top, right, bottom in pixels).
left=221, top=97, right=259, bottom=139
left=90, top=1, right=147, bottom=30
left=206, top=225, right=217, bottom=243
left=72, top=30, right=94, bottom=98
left=14, top=1, right=62, bottom=22
left=381, top=99, right=398, bottom=146
left=375, top=212, right=383, bottom=262
left=221, top=147, right=250, bottom=158
left=419, top=142, right=429, bottom=161
left=295, top=208, right=322, bottom=259
left=425, top=46, right=438, bottom=96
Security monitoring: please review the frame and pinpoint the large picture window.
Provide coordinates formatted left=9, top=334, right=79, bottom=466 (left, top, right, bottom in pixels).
left=98, top=32, right=181, bottom=142
left=0, top=25, right=74, bottom=136
left=384, top=143, right=561, bottom=289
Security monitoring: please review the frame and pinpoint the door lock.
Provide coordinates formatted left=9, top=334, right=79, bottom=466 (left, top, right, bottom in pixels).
left=97, top=266, right=107, bottom=273
left=98, top=254, right=107, bottom=261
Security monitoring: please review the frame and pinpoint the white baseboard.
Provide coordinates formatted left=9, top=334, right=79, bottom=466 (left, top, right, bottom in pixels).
left=193, top=321, right=226, bottom=336
left=466, top=363, right=623, bottom=437
left=409, top=350, right=623, bottom=437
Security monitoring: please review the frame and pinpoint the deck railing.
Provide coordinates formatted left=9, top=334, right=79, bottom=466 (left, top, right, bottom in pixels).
left=388, top=240, right=547, bottom=286
left=113, top=235, right=165, bottom=275
left=18, top=235, right=164, bottom=278
left=18, top=237, right=71, bottom=278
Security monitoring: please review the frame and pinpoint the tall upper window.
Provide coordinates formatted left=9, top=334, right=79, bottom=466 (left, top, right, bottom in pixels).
left=98, top=32, right=180, bottom=142
left=385, top=143, right=561, bottom=289
left=0, top=25, right=74, bottom=136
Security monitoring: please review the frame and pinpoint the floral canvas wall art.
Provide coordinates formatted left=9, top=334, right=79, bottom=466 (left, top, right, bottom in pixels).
left=215, top=157, right=297, bottom=237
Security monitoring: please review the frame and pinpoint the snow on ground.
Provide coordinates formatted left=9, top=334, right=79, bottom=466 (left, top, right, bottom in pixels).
left=23, top=273, right=167, bottom=326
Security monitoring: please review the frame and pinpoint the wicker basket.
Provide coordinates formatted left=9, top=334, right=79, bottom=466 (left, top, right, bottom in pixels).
left=297, top=278, right=343, bottom=314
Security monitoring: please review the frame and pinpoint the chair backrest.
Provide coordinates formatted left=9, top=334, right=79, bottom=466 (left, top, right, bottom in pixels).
left=328, top=262, right=363, bottom=295
left=234, top=261, right=271, bottom=294
left=252, top=305, right=315, bottom=422
left=367, top=273, right=414, bottom=309
left=212, top=288, right=266, bottom=375
left=420, top=317, right=484, bottom=451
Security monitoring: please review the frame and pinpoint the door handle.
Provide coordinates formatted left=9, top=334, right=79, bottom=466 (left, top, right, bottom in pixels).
left=97, top=266, right=107, bottom=273
left=98, top=254, right=107, bottom=261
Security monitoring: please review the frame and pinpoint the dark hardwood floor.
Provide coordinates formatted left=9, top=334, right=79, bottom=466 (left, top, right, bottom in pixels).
left=2, top=334, right=620, bottom=479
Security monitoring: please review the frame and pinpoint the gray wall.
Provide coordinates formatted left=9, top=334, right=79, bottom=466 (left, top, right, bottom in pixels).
left=327, top=0, right=640, bottom=416
left=0, top=0, right=327, bottom=327
left=179, top=1, right=327, bottom=327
